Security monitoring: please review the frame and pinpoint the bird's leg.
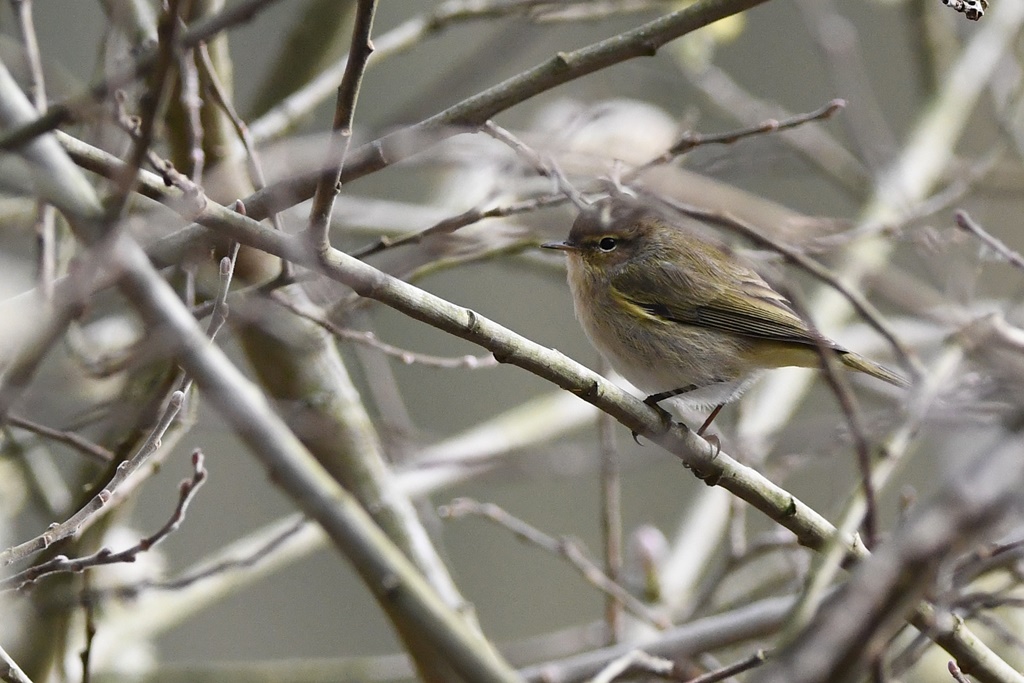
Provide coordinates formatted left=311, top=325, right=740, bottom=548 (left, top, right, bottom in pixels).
left=697, top=404, right=724, bottom=436
left=644, top=384, right=699, bottom=405
left=643, top=386, right=726, bottom=443
left=632, top=385, right=699, bottom=444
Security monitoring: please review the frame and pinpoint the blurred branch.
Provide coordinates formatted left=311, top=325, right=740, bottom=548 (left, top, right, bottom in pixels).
left=438, top=498, right=669, bottom=630
left=84, top=386, right=599, bottom=641
left=196, top=41, right=290, bottom=245
left=84, top=515, right=317, bottom=641
left=755, top=426, right=1024, bottom=683
left=597, top=357, right=624, bottom=643
left=349, top=193, right=563, bottom=260
left=91, top=592, right=802, bottom=683
left=689, top=650, right=769, bottom=683
left=641, top=98, right=846, bottom=169
left=795, top=0, right=897, bottom=172
left=269, top=293, right=497, bottom=369
left=681, top=61, right=870, bottom=195
left=482, top=121, right=586, bottom=208
left=783, top=346, right=966, bottom=649
left=738, top=0, right=1024, bottom=449
left=0, top=645, right=34, bottom=683
left=11, top=0, right=59, bottom=301
left=6, top=415, right=115, bottom=464
left=588, top=649, right=677, bottom=683
left=518, top=593, right=800, bottom=683
left=178, top=48, right=204, bottom=183
left=0, top=0, right=288, bottom=152
left=0, top=61, right=521, bottom=683
left=246, top=0, right=356, bottom=119
left=244, top=0, right=772, bottom=220
left=956, top=209, right=1024, bottom=272
left=249, top=0, right=678, bottom=141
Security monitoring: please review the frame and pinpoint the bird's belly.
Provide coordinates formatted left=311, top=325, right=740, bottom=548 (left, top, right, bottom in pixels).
left=574, top=302, right=752, bottom=408
left=599, top=343, right=757, bottom=408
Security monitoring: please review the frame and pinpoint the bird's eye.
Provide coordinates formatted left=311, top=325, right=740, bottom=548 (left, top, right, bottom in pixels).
left=598, top=237, right=618, bottom=252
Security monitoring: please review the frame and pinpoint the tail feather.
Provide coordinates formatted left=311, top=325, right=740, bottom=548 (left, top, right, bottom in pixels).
left=839, top=351, right=909, bottom=388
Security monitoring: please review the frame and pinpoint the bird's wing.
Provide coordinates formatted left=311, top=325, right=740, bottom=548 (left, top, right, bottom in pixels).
left=611, top=257, right=840, bottom=349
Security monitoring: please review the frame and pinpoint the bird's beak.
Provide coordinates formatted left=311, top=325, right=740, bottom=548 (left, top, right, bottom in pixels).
left=541, top=241, right=578, bottom=251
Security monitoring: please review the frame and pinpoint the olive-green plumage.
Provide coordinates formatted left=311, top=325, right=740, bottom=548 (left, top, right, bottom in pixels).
left=543, top=197, right=907, bottom=425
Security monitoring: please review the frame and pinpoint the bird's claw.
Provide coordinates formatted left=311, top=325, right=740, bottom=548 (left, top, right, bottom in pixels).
left=634, top=399, right=674, bottom=444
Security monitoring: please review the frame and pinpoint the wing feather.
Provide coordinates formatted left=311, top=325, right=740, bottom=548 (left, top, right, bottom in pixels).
left=610, top=253, right=841, bottom=350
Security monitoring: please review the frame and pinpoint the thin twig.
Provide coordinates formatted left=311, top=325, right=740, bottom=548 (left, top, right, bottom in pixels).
left=206, top=243, right=240, bottom=341
left=249, top=0, right=687, bottom=142
left=350, top=193, right=564, bottom=259
left=786, top=288, right=877, bottom=549
left=589, top=649, right=678, bottom=683
left=2, top=451, right=207, bottom=591
left=956, top=210, right=1024, bottom=272
left=6, top=414, right=115, bottom=463
left=11, top=0, right=58, bottom=301
left=270, top=293, right=497, bottom=370
left=178, top=47, right=206, bottom=183
left=439, top=497, right=670, bottom=630
left=249, top=0, right=582, bottom=142
left=0, top=390, right=186, bottom=567
left=953, top=537, right=1024, bottom=587
left=640, top=98, right=846, bottom=170
left=99, top=516, right=309, bottom=600
left=111, top=93, right=202, bottom=199
left=108, top=0, right=184, bottom=204
left=80, top=571, right=96, bottom=683
left=686, top=650, right=769, bottom=683
left=683, top=62, right=869, bottom=195
left=598, top=357, right=624, bottom=644
left=196, top=40, right=291, bottom=279
left=241, top=0, right=773, bottom=220
left=482, top=120, right=587, bottom=209
left=306, top=0, right=378, bottom=252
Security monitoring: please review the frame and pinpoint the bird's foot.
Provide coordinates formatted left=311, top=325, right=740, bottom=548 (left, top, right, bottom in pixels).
left=633, top=395, right=676, bottom=444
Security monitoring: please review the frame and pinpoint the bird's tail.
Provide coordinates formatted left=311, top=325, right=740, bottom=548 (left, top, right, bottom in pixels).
left=839, top=351, right=910, bottom=388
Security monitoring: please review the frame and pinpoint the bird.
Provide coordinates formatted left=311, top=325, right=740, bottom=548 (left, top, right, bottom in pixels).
left=543, top=196, right=907, bottom=436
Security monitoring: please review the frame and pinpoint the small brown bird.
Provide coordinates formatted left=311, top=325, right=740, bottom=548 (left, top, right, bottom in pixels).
left=543, top=197, right=907, bottom=435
